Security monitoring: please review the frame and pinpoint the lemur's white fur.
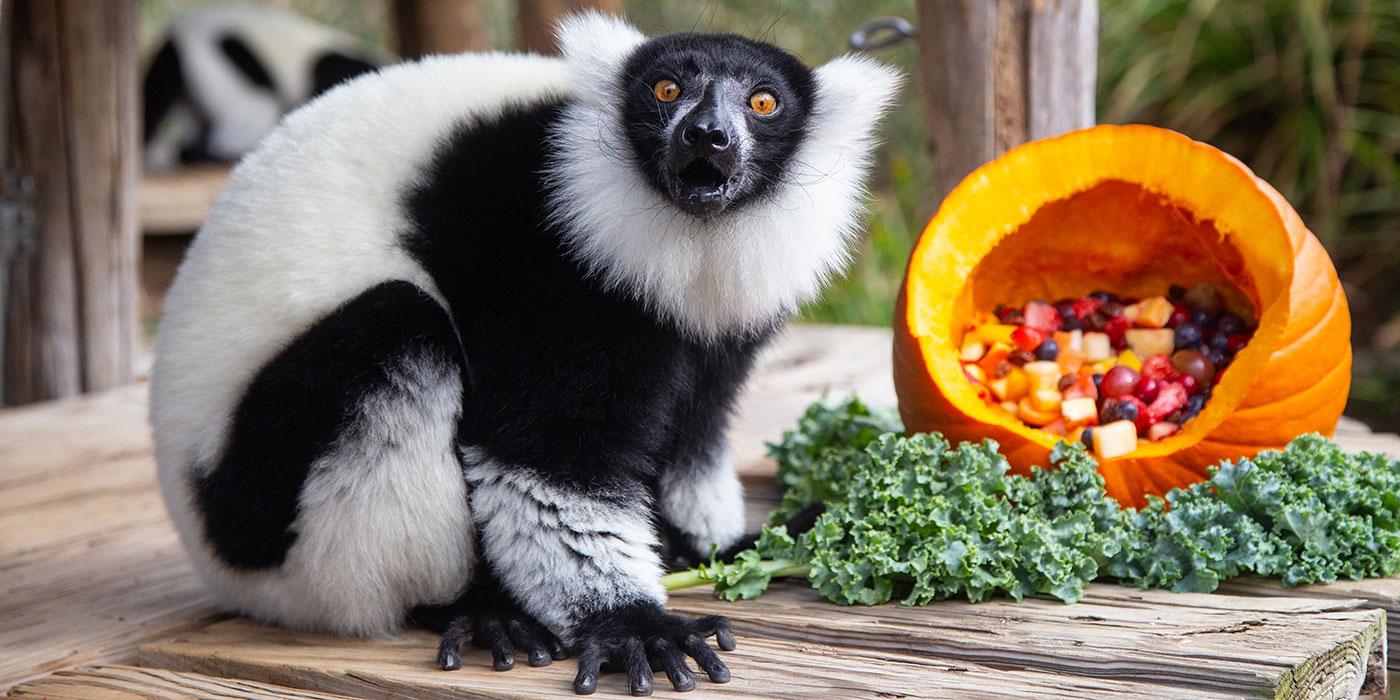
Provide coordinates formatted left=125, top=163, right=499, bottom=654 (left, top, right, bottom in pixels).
left=464, top=449, right=667, bottom=640
left=659, top=445, right=746, bottom=556
left=546, top=13, right=902, bottom=340
left=151, top=13, right=898, bottom=637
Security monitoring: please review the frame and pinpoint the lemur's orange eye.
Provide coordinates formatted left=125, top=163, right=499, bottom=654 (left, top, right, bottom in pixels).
left=653, top=79, right=680, bottom=103
left=749, top=91, right=778, bottom=116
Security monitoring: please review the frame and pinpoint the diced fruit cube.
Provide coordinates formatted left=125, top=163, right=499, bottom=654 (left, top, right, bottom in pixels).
left=976, top=324, right=1018, bottom=346
left=1147, top=422, right=1179, bottom=441
left=1031, top=388, right=1062, bottom=413
left=1060, top=397, right=1098, bottom=425
left=964, top=365, right=986, bottom=383
left=1000, top=400, right=1019, bottom=418
left=1115, top=349, right=1142, bottom=371
left=1012, top=325, right=1048, bottom=351
left=1083, top=332, right=1112, bottom=362
left=1023, top=301, right=1060, bottom=332
left=1134, top=296, right=1175, bottom=328
left=1092, top=420, right=1139, bottom=459
left=1140, top=354, right=1176, bottom=381
left=1017, top=396, right=1060, bottom=426
left=959, top=337, right=987, bottom=362
left=1056, top=346, right=1085, bottom=375
left=1022, top=361, right=1062, bottom=390
left=1053, top=330, right=1084, bottom=354
left=1043, top=419, right=1069, bottom=436
left=1125, top=328, right=1175, bottom=359
left=1121, top=302, right=1143, bottom=324
left=1062, top=374, right=1098, bottom=402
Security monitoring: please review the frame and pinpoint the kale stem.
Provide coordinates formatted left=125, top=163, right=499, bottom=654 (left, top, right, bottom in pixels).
left=661, top=559, right=811, bottom=591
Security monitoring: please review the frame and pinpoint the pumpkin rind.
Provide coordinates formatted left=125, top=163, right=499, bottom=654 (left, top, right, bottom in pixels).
left=894, top=125, right=1351, bottom=508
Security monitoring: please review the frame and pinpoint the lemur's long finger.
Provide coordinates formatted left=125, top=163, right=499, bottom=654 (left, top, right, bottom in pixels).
left=693, top=615, right=736, bottom=651
left=505, top=618, right=551, bottom=667
left=475, top=617, right=514, bottom=671
left=682, top=635, right=731, bottom=684
left=621, top=638, right=653, bottom=696
left=648, top=638, right=695, bottom=692
left=573, top=641, right=602, bottom=695
left=436, top=617, right=471, bottom=671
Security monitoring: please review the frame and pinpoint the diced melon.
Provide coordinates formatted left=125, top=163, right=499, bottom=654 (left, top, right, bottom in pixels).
left=976, top=324, right=1018, bottom=346
left=1093, top=420, right=1139, bottom=459
left=1121, top=302, right=1142, bottom=323
left=960, top=337, right=987, bottom=362
left=1022, top=361, right=1062, bottom=390
left=1125, top=328, right=1175, bottom=359
left=989, top=368, right=1030, bottom=402
left=1060, top=397, right=1098, bottom=425
left=1053, top=330, right=1084, bottom=354
left=1031, top=388, right=1062, bottom=413
left=1147, top=421, right=1179, bottom=441
left=1114, top=350, right=1142, bottom=372
left=1083, top=332, right=1112, bottom=362
left=1134, top=296, right=1175, bottom=328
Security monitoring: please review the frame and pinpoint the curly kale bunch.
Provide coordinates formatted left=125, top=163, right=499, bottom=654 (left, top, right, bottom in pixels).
left=663, top=396, right=1400, bottom=605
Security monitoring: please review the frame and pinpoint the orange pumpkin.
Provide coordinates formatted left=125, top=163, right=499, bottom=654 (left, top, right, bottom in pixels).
left=893, top=125, right=1351, bottom=508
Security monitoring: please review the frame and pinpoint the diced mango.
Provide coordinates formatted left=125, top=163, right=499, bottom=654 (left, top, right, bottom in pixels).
left=1057, top=346, right=1085, bottom=375
left=960, top=337, right=987, bottom=362
left=1092, top=420, right=1139, bottom=459
left=1030, top=388, right=1062, bottom=413
left=1134, top=296, right=1175, bottom=328
left=1060, top=397, right=1098, bottom=425
left=1022, top=361, right=1062, bottom=390
left=976, top=324, right=1018, bottom=347
left=1115, top=349, right=1142, bottom=372
left=1017, top=396, right=1060, bottom=426
left=1083, top=332, right=1112, bottom=362
left=989, top=368, right=1030, bottom=402
left=1125, top=328, right=1175, bottom=359
left=1053, top=330, right=1084, bottom=354
left=1147, top=421, right=1180, bottom=441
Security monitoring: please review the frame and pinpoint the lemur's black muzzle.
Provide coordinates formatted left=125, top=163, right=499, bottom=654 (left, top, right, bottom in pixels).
left=668, top=85, right=741, bottom=217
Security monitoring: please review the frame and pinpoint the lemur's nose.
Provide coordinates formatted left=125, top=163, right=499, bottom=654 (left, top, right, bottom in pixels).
left=681, top=119, right=732, bottom=153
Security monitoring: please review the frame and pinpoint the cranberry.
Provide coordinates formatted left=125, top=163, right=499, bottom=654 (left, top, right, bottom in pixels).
left=1134, top=376, right=1160, bottom=403
left=1226, top=334, right=1249, bottom=354
left=1167, top=304, right=1191, bottom=329
left=1034, top=339, right=1060, bottom=361
left=1216, top=312, right=1246, bottom=336
left=1103, top=316, right=1132, bottom=349
left=1171, top=350, right=1216, bottom=384
left=1100, top=366, right=1140, bottom=399
left=1168, top=284, right=1187, bottom=302
left=1174, top=323, right=1203, bottom=350
left=1178, top=373, right=1201, bottom=395
left=1012, top=326, right=1047, bottom=351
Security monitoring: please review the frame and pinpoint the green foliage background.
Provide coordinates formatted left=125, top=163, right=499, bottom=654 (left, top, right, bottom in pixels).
left=140, top=0, right=1400, bottom=427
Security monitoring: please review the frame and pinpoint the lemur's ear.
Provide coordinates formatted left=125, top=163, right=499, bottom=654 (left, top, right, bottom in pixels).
left=555, top=11, right=645, bottom=95
left=812, top=55, right=903, bottom=144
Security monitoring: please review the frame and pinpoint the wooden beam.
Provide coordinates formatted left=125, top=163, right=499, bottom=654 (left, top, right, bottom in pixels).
left=916, top=0, right=1097, bottom=204
left=517, top=0, right=622, bottom=55
left=3, top=0, right=139, bottom=405
left=391, top=0, right=490, bottom=59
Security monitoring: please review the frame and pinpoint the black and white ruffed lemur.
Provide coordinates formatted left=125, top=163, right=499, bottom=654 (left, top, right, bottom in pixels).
left=150, top=12, right=899, bottom=696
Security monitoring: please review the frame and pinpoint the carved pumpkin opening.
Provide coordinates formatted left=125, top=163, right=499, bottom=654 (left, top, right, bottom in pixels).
left=895, top=125, right=1350, bottom=507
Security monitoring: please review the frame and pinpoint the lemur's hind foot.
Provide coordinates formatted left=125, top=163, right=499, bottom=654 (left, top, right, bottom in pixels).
left=571, top=603, right=734, bottom=696
left=436, top=609, right=567, bottom=672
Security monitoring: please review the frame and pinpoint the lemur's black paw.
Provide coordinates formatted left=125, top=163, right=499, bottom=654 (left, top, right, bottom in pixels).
left=571, top=603, right=735, bottom=696
left=437, top=609, right=567, bottom=672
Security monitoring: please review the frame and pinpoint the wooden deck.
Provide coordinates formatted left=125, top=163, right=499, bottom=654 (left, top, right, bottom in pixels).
left=4, top=325, right=1400, bottom=699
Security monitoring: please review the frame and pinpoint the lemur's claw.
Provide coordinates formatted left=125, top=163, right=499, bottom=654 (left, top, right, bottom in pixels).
left=436, top=610, right=565, bottom=673
left=571, top=605, right=735, bottom=695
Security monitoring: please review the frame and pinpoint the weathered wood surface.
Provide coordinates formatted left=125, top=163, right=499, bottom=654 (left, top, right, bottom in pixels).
left=3, top=0, right=140, bottom=406
left=915, top=0, right=1098, bottom=204
left=139, top=165, right=231, bottom=236
left=6, top=665, right=354, bottom=700
left=3, top=325, right=1399, bottom=699
left=392, top=0, right=491, bottom=59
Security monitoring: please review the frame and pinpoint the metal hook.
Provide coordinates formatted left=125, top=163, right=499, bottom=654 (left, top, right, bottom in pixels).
left=848, top=16, right=917, bottom=52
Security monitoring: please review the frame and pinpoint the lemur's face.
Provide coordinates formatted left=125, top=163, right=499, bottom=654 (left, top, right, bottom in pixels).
left=619, top=34, right=815, bottom=218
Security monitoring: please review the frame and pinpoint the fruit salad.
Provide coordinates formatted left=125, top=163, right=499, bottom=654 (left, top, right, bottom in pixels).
left=958, top=283, right=1254, bottom=460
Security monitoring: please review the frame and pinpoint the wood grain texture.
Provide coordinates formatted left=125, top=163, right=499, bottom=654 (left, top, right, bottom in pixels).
left=392, top=0, right=490, bottom=58
left=516, top=0, right=622, bottom=54
left=139, top=166, right=230, bottom=236
left=6, top=665, right=354, bottom=700
left=2, top=326, right=1398, bottom=698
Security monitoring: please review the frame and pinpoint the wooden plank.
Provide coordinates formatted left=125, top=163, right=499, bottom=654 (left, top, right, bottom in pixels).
left=517, top=0, right=622, bottom=54
left=391, top=0, right=490, bottom=59
left=6, top=665, right=354, bottom=700
left=138, top=166, right=230, bottom=236
left=135, top=617, right=1235, bottom=700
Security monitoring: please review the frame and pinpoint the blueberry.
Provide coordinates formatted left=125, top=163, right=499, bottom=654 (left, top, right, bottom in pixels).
left=1216, top=312, right=1245, bottom=336
left=1189, top=309, right=1215, bottom=328
left=1101, top=301, right=1125, bottom=318
left=1084, top=312, right=1108, bottom=332
left=1089, top=290, right=1117, bottom=303
left=1208, top=332, right=1231, bottom=352
left=1117, top=401, right=1140, bottom=422
left=1168, top=284, right=1187, bottom=302
left=1034, top=339, right=1059, bottom=361
left=1059, top=315, right=1082, bottom=331
left=1081, top=427, right=1095, bottom=450
left=1206, top=349, right=1227, bottom=367
left=1186, top=395, right=1206, bottom=414
left=1091, top=373, right=1103, bottom=390
left=1054, top=299, right=1077, bottom=319
left=1174, top=323, right=1203, bottom=349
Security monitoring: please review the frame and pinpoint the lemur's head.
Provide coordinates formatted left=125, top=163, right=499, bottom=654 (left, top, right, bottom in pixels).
left=546, top=14, right=901, bottom=339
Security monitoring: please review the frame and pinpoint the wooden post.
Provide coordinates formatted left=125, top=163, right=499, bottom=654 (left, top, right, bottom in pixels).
left=392, top=0, right=491, bottom=58
left=916, top=0, right=1097, bottom=204
left=517, top=0, right=622, bottom=54
left=2, top=0, right=139, bottom=405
